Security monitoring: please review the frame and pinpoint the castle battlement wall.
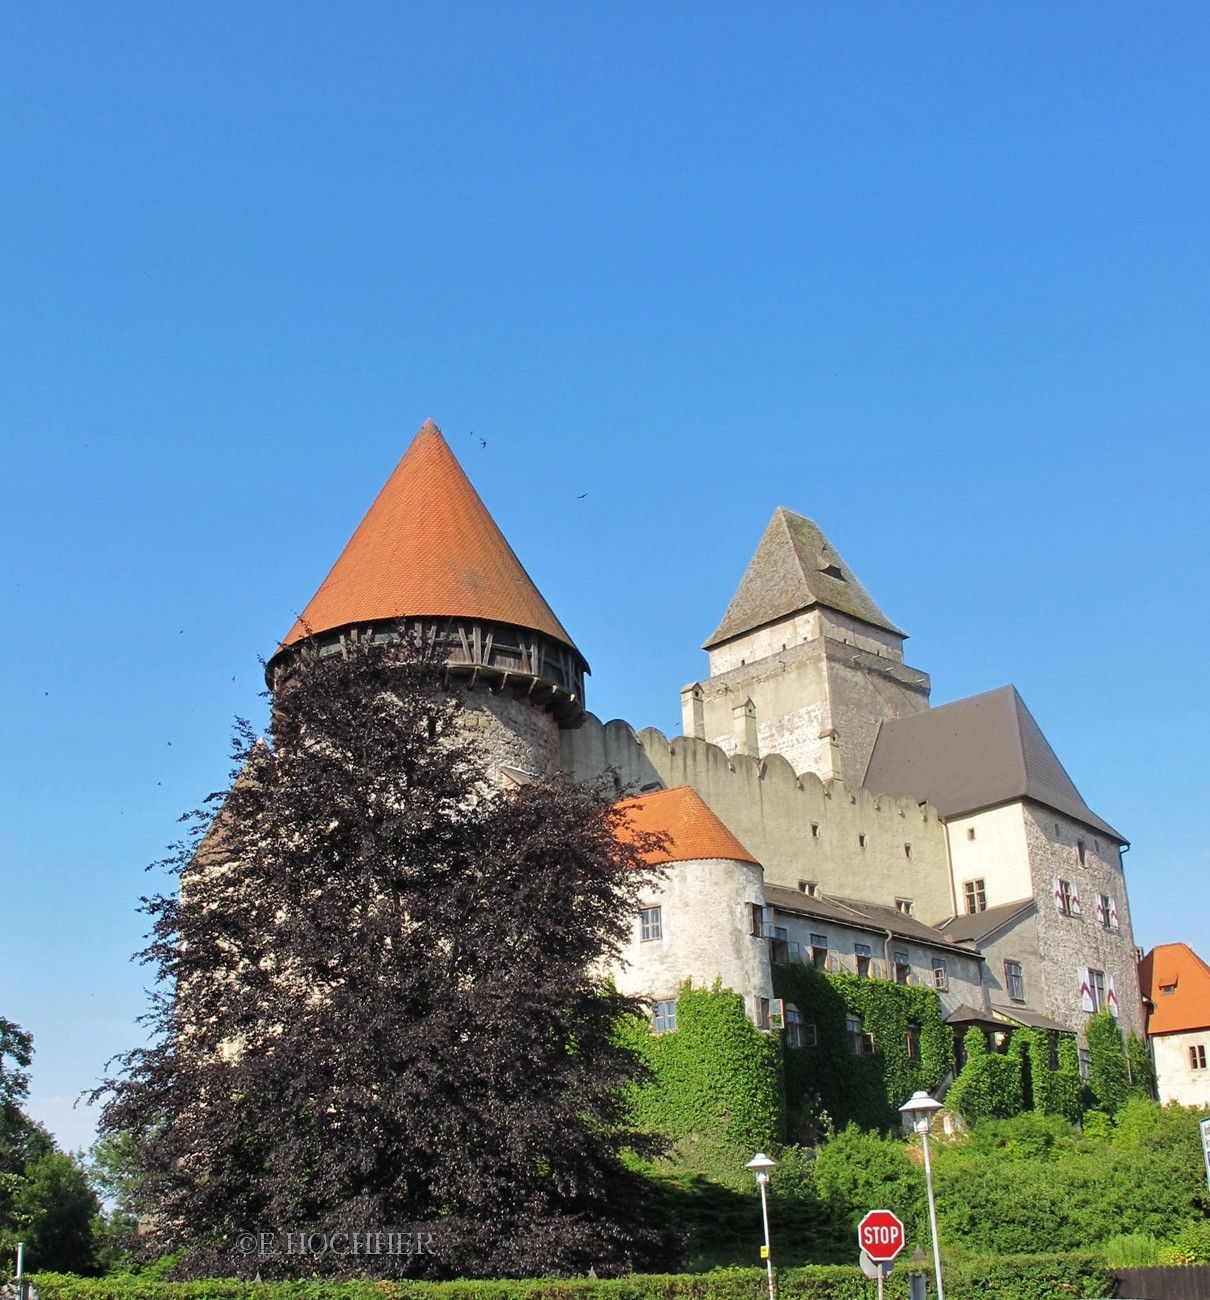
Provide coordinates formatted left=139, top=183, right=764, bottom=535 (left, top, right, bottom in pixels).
left=562, top=714, right=955, bottom=926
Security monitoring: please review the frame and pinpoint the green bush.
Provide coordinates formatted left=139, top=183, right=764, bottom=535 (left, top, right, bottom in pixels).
left=29, top=1256, right=1118, bottom=1300
left=1158, top=1218, right=1210, bottom=1265
left=945, top=1028, right=1023, bottom=1123
left=1085, top=1011, right=1130, bottom=1115
left=1104, top=1232, right=1162, bottom=1268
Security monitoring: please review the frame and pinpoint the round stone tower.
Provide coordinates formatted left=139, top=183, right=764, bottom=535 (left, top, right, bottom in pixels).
left=266, top=419, right=588, bottom=779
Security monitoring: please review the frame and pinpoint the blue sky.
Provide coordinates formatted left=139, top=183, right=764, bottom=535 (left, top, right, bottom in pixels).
left=2, top=4, right=1208, bottom=1151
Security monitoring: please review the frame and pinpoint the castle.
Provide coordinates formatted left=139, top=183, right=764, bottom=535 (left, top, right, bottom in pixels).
left=270, top=419, right=1145, bottom=1072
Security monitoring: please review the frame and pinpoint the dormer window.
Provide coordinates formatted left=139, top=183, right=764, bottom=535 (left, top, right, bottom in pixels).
left=820, top=563, right=846, bottom=581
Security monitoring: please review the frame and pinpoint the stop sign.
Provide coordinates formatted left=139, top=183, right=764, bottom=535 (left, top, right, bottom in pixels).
left=857, top=1209, right=906, bottom=1263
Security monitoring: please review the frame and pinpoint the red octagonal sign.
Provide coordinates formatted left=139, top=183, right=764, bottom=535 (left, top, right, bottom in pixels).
left=858, top=1209, right=906, bottom=1263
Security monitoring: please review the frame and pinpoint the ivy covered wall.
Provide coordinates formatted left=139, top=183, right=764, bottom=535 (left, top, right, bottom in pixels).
left=620, top=982, right=783, bottom=1180
left=772, top=965, right=952, bottom=1134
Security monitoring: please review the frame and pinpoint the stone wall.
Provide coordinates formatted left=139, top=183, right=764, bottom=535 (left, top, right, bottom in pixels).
left=612, top=856, right=773, bottom=1023
left=1022, top=803, right=1143, bottom=1039
left=562, top=714, right=956, bottom=925
left=686, top=611, right=929, bottom=784
left=457, top=684, right=562, bottom=778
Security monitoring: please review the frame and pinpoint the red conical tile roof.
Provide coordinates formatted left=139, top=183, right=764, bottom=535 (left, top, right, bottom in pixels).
left=614, top=786, right=759, bottom=867
left=278, top=420, right=582, bottom=658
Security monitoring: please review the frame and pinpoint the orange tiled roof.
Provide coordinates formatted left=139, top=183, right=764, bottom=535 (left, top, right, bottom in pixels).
left=279, top=421, right=582, bottom=658
left=614, top=786, right=759, bottom=867
left=1139, top=942, right=1210, bottom=1035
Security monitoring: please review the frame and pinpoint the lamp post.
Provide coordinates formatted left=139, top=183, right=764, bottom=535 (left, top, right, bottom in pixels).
left=899, top=1091, right=944, bottom=1300
left=746, top=1151, right=777, bottom=1300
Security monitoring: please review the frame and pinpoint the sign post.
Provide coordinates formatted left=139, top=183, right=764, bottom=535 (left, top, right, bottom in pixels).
left=858, top=1211, right=906, bottom=1300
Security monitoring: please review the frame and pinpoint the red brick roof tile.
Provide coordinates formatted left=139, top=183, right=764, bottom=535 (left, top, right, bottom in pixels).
left=614, top=786, right=759, bottom=867
left=279, top=421, right=582, bottom=659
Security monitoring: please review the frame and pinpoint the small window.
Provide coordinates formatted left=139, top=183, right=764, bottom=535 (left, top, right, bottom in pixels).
left=894, top=951, right=911, bottom=985
left=967, top=827, right=977, bottom=841
left=759, top=997, right=771, bottom=1029
left=801, top=1020, right=818, bottom=1047
left=1087, top=968, right=1107, bottom=1012
left=895, top=898, right=913, bottom=916
left=964, top=878, right=987, bottom=914
left=810, top=933, right=828, bottom=970
left=855, top=943, right=872, bottom=979
left=785, top=1004, right=804, bottom=1048
left=846, top=1014, right=865, bottom=1055
left=1004, top=960, right=1025, bottom=1002
left=653, top=1000, right=677, bottom=1034
left=640, top=906, right=662, bottom=942
left=907, top=1021, right=921, bottom=1064
left=1077, top=839, right=1086, bottom=866
left=858, top=833, right=868, bottom=849
left=810, top=822, right=821, bottom=839
left=1190, top=1045, right=1207, bottom=1070
left=932, top=957, right=948, bottom=992
left=798, top=880, right=818, bottom=896
left=904, top=843, right=913, bottom=860
left=1078, top=1048, right=1091, bottom=1079
left=1057, top=878, right=1075, bottom=917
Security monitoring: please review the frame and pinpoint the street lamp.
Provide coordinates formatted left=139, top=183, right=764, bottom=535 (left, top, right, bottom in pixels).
left=746, top=1151, right=777, bottom=1300
left=900, top=1091, right=944, bottom=1300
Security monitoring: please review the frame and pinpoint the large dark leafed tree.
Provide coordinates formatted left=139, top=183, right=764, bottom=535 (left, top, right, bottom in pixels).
left=98, top=639, right=669, bottom=1279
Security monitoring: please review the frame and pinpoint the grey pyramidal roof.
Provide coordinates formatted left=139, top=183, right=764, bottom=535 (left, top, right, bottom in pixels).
left=864, top=685, right=1125, bottom=843
left=704, top=507, right=904, bottom=649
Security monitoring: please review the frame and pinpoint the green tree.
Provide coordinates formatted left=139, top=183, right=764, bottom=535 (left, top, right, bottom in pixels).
left=946, top=1027, right=1024, bottom=1123
left=7, top=1151, right=98, bottom=1274
left=96, top=638, right=671, bottom=1280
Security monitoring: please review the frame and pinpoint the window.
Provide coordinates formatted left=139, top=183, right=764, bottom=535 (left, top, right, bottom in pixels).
left=967, top=827, right=977, bottom=841
left=1097, top=894, right=1119, bottom=931
left=759, top=997, right=771, bottom=1029
left=855, top=942, right=872, bottom=978
left=904, top=843, right=913, bottom=859
left=1088, top=968, right=1107, bottom=1011
left=1004, top=960, right=1025, bottom=1002
left=810, top=933, right=828, bottom=970
left=1191, top=1045, right=1207, bottom=1070
left=810, top=822, right=821, bottom=839
left=640, top=906, right=663, bottom=942
left=894, top=951, right=911, bottom=985
left=785, top=1004, right=804, bottom=1048
left=907, top=1022, right=921, bottom=1063
left=895, top=898, right=913, bottom=915
left=847, top=1014, right=872, bottom=1055
left=1078, top=1048, right=1091, bottom=1079
left=1077, top=839, right=1086, bottom=866
left=932, top=957, right=948, bottom=992
left=1056, top=878, right=1078, bottom=917
left=653, top=1000, right=677, bottom=1034
left=749, top=903, right=774, bottom=938
left=798, top=880, right=818, bottom=896
left=964, top=878, right=987, bottom=914
left=858, top=833, right=868, bottom=849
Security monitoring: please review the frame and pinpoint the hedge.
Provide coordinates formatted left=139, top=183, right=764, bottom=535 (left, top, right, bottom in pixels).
left=31, top=1255, right=1116, bottom=1300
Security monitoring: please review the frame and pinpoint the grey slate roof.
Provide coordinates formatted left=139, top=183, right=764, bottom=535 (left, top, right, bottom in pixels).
left=704, top=507, right=904, bottom=649
left=763, top=884, right=980, bottom=957
left=863, top=685, right=1125, bottom=843
left=940, top=899, right=1036, bottom=944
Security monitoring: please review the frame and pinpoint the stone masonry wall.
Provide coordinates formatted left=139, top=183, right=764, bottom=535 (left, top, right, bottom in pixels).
left=1022, top=803, right=1143, bottom=1040
left=457, top=684, right=562, bottom=779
